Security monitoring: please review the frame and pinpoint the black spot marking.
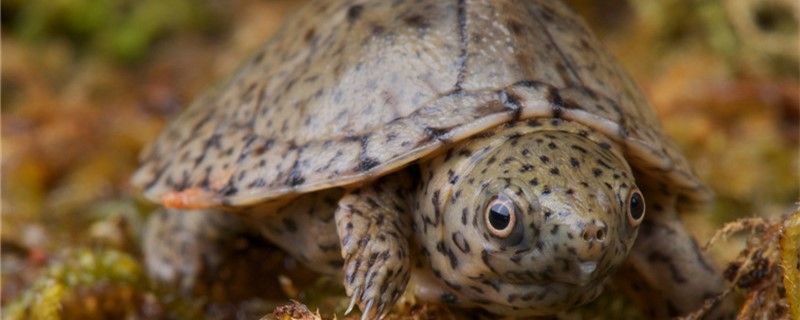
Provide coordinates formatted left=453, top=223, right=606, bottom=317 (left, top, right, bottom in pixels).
left=287, top=170, right=305, bottom=187
left=357, top=157, right=380, bottom=171
left=403, top=14, right=429, bottom=29
left=436, top=240, right=458, bottom=269
left=347, top=5, right=364, bottom=23
left=547, top=87, right=565, bottom=118
left=507, top=20, right=523, bottom=35
left=447, top=169, right=460, bottom=185
left=597, top=159, right=613, bottom=169
left=539, top=155, right=550, bottom=164
left=500, top=90, right=522, bottom=120
left=304, top=28, right=316, bottom=42
left=432, top=190, right=442, bottom=225
left=220, top=181, right=238, bottom=196
left=481, top=249, right=498, bottom=274
left=452, top=232, right=471, bottom=253
left=570, top=157, right=580, bottom=167
left=514, top=79, right=544, bottom=88
left=425, top=126, right=451, bottom=142
left=571, top=145, right=587, bottom=153
left=247, top=178, right=267, bottom=189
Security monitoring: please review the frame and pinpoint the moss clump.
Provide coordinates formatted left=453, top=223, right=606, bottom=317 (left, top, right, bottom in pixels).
left=3, top=249, right=144, bottom=320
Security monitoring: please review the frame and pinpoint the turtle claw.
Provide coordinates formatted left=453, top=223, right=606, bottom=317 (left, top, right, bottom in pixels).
left=335, top=187, right=413, bottom=319
left=360, top=299, right=374, bottom=320
left=340, top=237, right=406, bottom=319
left=345, top=288, right=360, bottom=315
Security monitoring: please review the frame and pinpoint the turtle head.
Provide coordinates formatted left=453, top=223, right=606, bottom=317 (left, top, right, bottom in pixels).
left=415, top=120, right=644, bottom=315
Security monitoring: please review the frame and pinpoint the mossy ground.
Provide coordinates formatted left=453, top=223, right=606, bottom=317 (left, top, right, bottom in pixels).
left=1, top=0, right=797, bottom=319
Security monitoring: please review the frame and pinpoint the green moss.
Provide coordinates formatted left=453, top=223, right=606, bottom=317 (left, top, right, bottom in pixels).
left=3, top=249, right=142, bottom=320
left=6, top=0, right=217, bottom=62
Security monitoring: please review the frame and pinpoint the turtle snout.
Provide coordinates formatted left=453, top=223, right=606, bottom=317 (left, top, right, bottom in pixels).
left=575, top=219, right=608, bottom=261
left=548, top=219, right=612, bottom=285
left=580, top=221, right=607, bottom=245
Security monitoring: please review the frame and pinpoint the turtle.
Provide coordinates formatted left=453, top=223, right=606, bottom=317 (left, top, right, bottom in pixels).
left=134, top=0, right=732, bottom=318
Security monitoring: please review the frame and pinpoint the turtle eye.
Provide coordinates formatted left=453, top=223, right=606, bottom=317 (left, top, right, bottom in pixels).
left=485, top=197, right=516, bottom=238
left=626, top=189, right=645, bottom=226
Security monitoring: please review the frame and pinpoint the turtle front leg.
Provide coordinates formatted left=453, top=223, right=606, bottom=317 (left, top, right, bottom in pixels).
left=335, top=176, right=414, bottom=319
left=619, top=188, right=734, bottom=319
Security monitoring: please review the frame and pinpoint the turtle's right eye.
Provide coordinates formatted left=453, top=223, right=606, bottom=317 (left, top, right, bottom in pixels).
left=485, top=197, right=516, bottom=238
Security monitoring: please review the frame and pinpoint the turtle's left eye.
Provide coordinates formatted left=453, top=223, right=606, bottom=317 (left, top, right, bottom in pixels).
left=626, top=189, right=645, bottom=227
left=485, top=197, right=516, bottom=238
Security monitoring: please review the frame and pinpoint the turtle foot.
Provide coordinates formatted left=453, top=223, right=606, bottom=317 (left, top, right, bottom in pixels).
left=335, top=184, right=413, bottom=319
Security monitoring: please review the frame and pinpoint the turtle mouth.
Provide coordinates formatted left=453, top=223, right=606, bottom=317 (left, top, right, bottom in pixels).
left=573, top=261, right=598, bottom=286
left=549, top=261, right=603, bottom=287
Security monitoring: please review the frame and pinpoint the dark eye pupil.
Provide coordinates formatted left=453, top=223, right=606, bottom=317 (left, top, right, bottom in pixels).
left=630, top=192, right=644, bottom=219
left=489, top=204, right=511, bottom=230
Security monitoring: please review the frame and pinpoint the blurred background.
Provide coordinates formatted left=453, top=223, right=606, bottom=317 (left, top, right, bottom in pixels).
left=1, top=0, right=798, bottom=319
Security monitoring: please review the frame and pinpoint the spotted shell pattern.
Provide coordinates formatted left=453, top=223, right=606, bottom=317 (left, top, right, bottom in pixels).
left=132, top=0, right=710, bottom=208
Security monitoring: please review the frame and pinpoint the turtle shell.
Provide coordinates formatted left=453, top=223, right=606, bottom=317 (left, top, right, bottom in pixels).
left=133, top=0, right=710, bottom=208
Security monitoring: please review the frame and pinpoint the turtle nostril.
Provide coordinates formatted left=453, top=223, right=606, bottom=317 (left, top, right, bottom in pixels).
left=582, top=230, right=592, bottom=241
left=581, top=225, right=606, bottom=242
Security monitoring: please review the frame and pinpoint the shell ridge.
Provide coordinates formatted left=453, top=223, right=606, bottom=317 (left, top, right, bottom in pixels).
left=454, top=0, right=469, bottom=91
